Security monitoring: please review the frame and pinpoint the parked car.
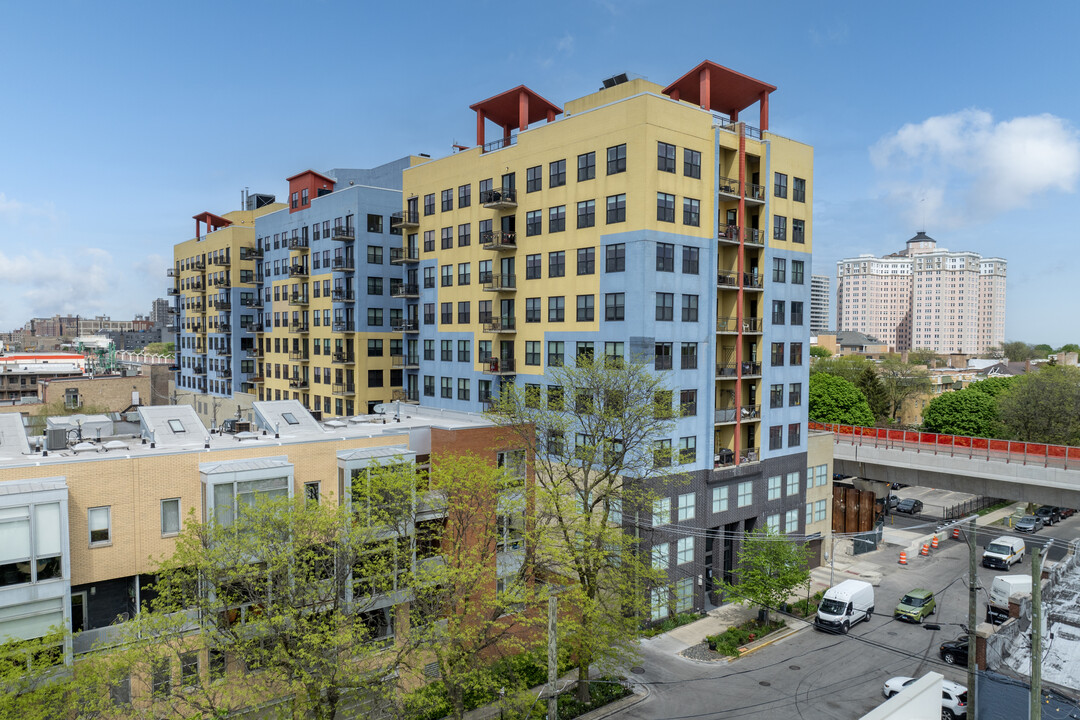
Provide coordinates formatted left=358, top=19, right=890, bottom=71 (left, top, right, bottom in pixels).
left=1035, top=506, right=1061, bottom=526
left=894, top=588, right=936, bottom=623
left=883, top=676, right=968, bottom=718
left=895, top=498, right=923, bottom=514
left=1060, top=507, right=1076, bottom=518
left=1014, top=515, right=1044, bottom=533
left=886, top=494, right=900, bottom=509
left=890, top=482, right=907, bottom=490
left=939, top=636, right=969, bottom=665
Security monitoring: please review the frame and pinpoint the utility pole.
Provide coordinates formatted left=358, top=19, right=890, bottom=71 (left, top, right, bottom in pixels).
left=547, top=595, right=557, bottom=720
left=966, top=517, right=977, bottom=720
left=1030, top=545, right=1042, bottom=720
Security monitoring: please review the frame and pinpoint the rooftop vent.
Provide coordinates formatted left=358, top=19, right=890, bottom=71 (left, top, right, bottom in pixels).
left=601, top=73, right=629, bottom=90
left=246, top=193, right=276, bottom=211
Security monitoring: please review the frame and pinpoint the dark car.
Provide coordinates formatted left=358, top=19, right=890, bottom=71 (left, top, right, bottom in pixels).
left=895, top=498, right=923, bottom=514
left=939, top=636, right=969, bottom=666
left=1035, top=506, right=1061, bottom=526
left=1015, top=515, right=1043, bottom=533
left=1061, top=508, right=1076, bottom=518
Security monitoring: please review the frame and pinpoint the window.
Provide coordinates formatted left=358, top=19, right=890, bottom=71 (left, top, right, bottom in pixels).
left=711, top=486, right=728, bottom=513
left=786, top=509, right=799, bottom=533
left=770, top=384, right=784, bottom=409
left=441, top=339, right=453, bottom=361
left=656, top=192, right=675, bottom=222
left=683, top=197, right=700, bottom=226
left=424, top=376, right=434, bottom=397
left=458, top=223, right=471, bottom=247
left=791, top=301, right=804, bottom=326
left=652, top=497, right=671, bottom=527
left=771, top=342, right=785, bottom=366
left=789, top=423, right=802, bottom=447
left=657, top=141, right=676, bottom=172
left=737, top=481, right=752, bottom=508
left=367, top=213, right=384, bottom=233
left=772, top=300, right=785, bottom=325
left=607, top=143, right=626, bottom=174
left=423, top=230, right=434, bottom=252
left=680, top=389, right=697, bottom=416
left=605, top=293, right=624, bottom=321
left=577, top=151, right=595, bottom=181
left=423, top=193, right=435, bottom=216
left=655, top=293, right=673, bottom=321
left=525, top=341, right=541, bottom=366
left=767, top=514, right=781, bottom=533
left=548, top=205, right=565, bottom=233
left=652, top=589, right=669, bottom=621
left=550, top=159, right=566, bottom=187
left=577, top=247, right=595, bottom=275
left=459, top=183, right=471, bottom=208
left=656, top=243, right=674, bottom=271
left=88, top=506, right=111, bottom=545
left=441, top=377, right=452, bottom=399
left=675, top=536, right=694, bottom=565
left=526, top=297, right=541, bottom=323
left=576, top=295, right=594, bottom=322
left=367, top=245, right=383, bottom=264
left=167, top=419, right=185, bottom=433
left=525, top=210, right=541, bottom=237
left=774, top=172, right=788, bottom=198
left=423, top=340, right=435, bottom=361
left=526, top=165, right=542, bottom=192
left=605, top=243, right=625, bottom=272
left=678, top=436, right=696, bottom=464
left=547, top=341, right=564, bottom=367
left=793, top=218, right=805, bottom=244
left=773, top=215, right=787, bottom=241
left=790, top=342, right=803, bottom=366
left=676, top=492, right=695, bottom=522
left=606, top=194, right=625, bottom=223
left=440, top=303, right=453, bottom=325
left=152, top=658, right=171, bottom=697
left=368, top=370, right=384, bottom=387
left=368, top=276, right=385, bottom=295
left=791, top=260, right=805, bottom=284
left=769, top=425, right=782, bottom=450
left=577, top=199, right=595, bottom=228
left=684, top=148, right=701, bottom=178
left=458, top=262, right=471, bottom=285
left=0, top=503, right=62, bottom=587
left=457, top=379, right=470, bottom=401
left=458, top=301, right=471, bottom=324
left=161, top=498, right=180, bottom=536
left=548, top=251, right=565, bottom=278
left=548, top=296, right=564, bottom=322
left=603, top=342, right=624, bottom=367
left=458, top=339, right=470, bottom=362
left=681, top=295, right=698, bottom=322
left=768, top=476, right=782, bottom=500
left=786, top=472, right=800, bottom=496
left=772, top=257, right=786, bottom=283
left=793, top=177, right=806, bottom=203
left=815, top=499, right=827, bottom=522
left=478, top=341, right=492, bottom=363
left=680, top=247, right=699, bottom=276
left=652, top=543, right=669, bottom=570
left=525, top=254, right=541, bottom=280
left=789, top=383, right=802, bottom=407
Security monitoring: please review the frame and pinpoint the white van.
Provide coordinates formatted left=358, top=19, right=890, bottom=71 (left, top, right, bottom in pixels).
left=982, top=536, right=1025, bottom=570
left=987, top=575, right=1033, bottom=624
left=815, top=579, right=875, bottom=634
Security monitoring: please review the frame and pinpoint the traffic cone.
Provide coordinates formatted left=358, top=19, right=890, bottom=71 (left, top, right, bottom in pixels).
left=920, top=543, right=930, bottom=556
left=899, top=551, right=908, bottom=565
left=952, top=527, right=961, bottom=540
left=931, top=535, right=939, bottom=550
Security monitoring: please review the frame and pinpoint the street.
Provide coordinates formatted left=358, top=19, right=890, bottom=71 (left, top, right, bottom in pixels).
left=613, top=511, right=1079, bottom=719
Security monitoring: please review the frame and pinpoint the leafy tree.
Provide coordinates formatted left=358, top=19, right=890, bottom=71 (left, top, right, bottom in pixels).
left=140, top=342, right=175, bottom=356
left=877, top=357, right=931, bottom=421
left=808, top=354, right=873, bottom=384
left=1001, top=341, right=1038, bottom=362
left=809, top=345, right=832, bottom=359
left=720, top=528, right=810, bottom=623
left=809, top=373, right=874, bottom=426
left=908, top=348, right=942, bottom=368
left=487, top=357, right=674, bottom=703
left=966, top=376, right=1015, bottom=398
left=854, top=365, right=889, bottom=421
left=0, top=631, right=71, bottom=720
left=1057, top=343, right=1080, bottom=354
left=921, top=388, right=999, bottom=437
left=997, top=365, right=1080, bottom=445
left=1033, top=344, right=1053, bottom=358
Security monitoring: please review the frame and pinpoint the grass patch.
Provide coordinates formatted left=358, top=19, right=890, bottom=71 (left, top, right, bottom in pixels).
left=787, top=590, right=824, bottom=619
left=977, top=500, right=1012, bottom=517
left=705, top=618, right=786, bottom=658
left=639, top=611, right=704, bottom=638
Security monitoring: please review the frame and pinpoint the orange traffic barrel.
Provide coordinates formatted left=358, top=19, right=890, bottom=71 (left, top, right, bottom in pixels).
left=931, top=535, right=939, bottom=550
left=920, top=543, right=930, bottom=556
left=899, top=551, right=908, bottom=565
left=952, top=527, right=961, bottom=540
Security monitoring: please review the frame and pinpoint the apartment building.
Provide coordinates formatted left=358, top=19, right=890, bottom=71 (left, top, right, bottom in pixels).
left=171, top=198, right=286, bottom=402
left=810, top=273, right=830, bottom=335
left=252, top=159, right=412, bottom=417
left=836, top=232, right=1006, bottom=354
left=0, top=353, right=86, bottom=403
left=394, top=60, right=814, bottom=614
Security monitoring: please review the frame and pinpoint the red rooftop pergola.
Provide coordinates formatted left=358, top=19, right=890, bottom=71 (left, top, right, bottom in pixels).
left=662, top=60, right=776, bottom=131
left=470, top=85, right=562, bottom=147
left=193, top=211, right=232, bottom=240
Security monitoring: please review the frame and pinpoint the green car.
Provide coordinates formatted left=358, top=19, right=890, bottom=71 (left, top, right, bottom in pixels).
left=894, top=588, right=936, bottom=623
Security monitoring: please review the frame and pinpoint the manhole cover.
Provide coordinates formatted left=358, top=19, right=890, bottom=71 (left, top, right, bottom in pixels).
left=759, top=681, right=771, bottom=687
left=789, top=665, right=801, bottom=671
left=630, top=666, right=645, bottom=674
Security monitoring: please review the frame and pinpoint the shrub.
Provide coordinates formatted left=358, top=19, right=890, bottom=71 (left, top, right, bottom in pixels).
left=705, top=619, right=785, bottom=657
left=640, top=611, right=703, bottom=637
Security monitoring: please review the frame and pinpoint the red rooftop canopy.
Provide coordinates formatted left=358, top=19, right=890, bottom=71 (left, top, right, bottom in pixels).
left=193, top=211, right=232, bottom=239
left=469, top=85, right=562, bottom=147
left=662, top=60, right=776, bottom=130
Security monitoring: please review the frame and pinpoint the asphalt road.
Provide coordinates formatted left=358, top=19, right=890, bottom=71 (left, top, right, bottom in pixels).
left=615, top=514, right=1078, bottom=720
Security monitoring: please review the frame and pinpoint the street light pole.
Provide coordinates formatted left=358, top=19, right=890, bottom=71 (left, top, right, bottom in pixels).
left=966, top=517, right=977, bottom=720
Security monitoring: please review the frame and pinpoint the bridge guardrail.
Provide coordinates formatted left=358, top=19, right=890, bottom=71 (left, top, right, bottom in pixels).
left=810, top=422, right=1080, bottom=471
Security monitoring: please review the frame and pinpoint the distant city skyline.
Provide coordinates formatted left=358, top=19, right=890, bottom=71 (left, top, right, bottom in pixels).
left=1, top=2, right=1078, bottom=344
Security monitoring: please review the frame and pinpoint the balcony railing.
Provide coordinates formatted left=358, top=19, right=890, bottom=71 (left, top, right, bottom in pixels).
left=482, top=357, right=516, bottom=375
left=391, top=283, right=420, bottom=298
left=390, top=246, right=420, bottom=264
left=194, top=259, right=206, bottom=270
left=212, top=256, right=230, bottom=267
left=392, top=320, right=419, bottom=332
left=166, top=268, right=177, bottom=277
left=718, top=176, right=740, bottom=196
left=288, top=351, right=309, bottom=362
left=332, top=383, right=355, bottom=396
left=288, top=264, right=308, bottom=278
left=714, top=446, right=760, bottom=468
left=483, top=317, right=517, bottom=333
left=166, top=306, right=177, bottom=315
left=392, top=388, right=420, bottom=403
left=714, top=405, right=760, bottom=424
left=167, top=287, right=179, bottom=295
left=215, top=300, right=232, bottom=310
left=717, top=271, right=764, bottom=290
left=745, top=183, right=765, bottom=202
left=240, top=247, right=263, bottom=260
left=330, top=225, right=355, bottom=241
left=332, top=321, right=355, bottom=332
left=288, top=293, right=309, bottom=306
left=716, top=316, right=763, bottom=333
left=482, top=135, right=517, bottom=153
left=480, top=187, right=518, bottom=209
left=480, top=231, right=517, bottom=250
left=193, top=366, right=206, bottom=375
left=332, top=351, right=356, bottom=364
left=332, top=257, right=355, bottom=271
left=288, top=236, right=309, bottom=250
left=483, top=274, right=516, bottom=292
left=250, top=323, right=265, bottom=333
left=288, top=322, right=310, bottom=334
left=220, top=368, right=233, bottom=379
left=332, top=289, right=356, bottom=302
left=391, top=210, right=420, bottom=229
left=716, top=361, right=762, bottom=377
left=391, top=354, right=420, bottom=368
left=241, top=297, right=261, bottom=307
left=216, top=323, right=231, bottom=333
left=289, top=378, right=310, bottom=390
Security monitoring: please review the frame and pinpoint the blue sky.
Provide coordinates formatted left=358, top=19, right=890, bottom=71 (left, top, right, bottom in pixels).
left=1, top=1, right=1078, bottom=346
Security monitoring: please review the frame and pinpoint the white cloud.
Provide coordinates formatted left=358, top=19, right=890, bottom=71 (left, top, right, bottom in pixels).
left=870, top=109, right=1080, bottom=228
left=0, top=192, right=61, bottom=225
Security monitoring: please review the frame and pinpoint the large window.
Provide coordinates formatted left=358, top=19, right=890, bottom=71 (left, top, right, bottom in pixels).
left=605, top=243, right=625, bottom=272
left=677, top=492, right=695, bottom=522
left=737, top=482, right=752, bottom=508
left=550, top=159, right=566, bottom=187
left=655, top=293, right=674, bottom=321
left=657, top=142, right=676, bottom=173
left=683, top=198, right=700, bottom=226
left=606, top=194, right=626, bottom=224
left=605, top=293, right=625, bottom=321
left=656, top=243, right=674, bottom=272
left=211, top=477, right=289, bottom=528
left=578, top=151, right=595, bottom=181
left=768, top=476, right=782, bottom=501
left=656, top=193, right=675, bottom=223
left=684, top=148, right=701, bottom=178
left=711, top=486, right=728, bottom=513
left=0, top=503, right=62, bottom=587
left=88, top=506, right=111, bottom=545
left=652, top=498, right=671, bottom=527
left=577, top=199, right=595, bottom=229
left=161, top=498, right=181, bottom=536
left=676, top=537, right=694, bottom=564
left=607, top=143, right=627, bottom=174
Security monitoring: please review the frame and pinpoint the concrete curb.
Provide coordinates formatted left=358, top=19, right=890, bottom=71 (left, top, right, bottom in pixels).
left=735, top=619, right=810, bottom=658
left=572, top=682, right=651, bottom=720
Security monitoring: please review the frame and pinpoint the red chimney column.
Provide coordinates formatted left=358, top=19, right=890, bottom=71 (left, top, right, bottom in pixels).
left=699, top=66, right=711, bottom=110
left=476, top=110, right=486, bottom=147
left=518, top=89, right=529, bottom=132
left=760, top=91, right=770, bottom=132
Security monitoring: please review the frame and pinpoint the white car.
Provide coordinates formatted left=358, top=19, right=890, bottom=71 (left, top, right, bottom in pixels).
left=882, top=676, right=968, bottom=719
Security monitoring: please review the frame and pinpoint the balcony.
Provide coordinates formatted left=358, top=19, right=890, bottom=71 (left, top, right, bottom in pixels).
left=167, top=287, right=179, bottom=295
left=714, top=405, right=761, bottom=424
left=245, top=347, right=260, bottom=358
left=216, top=323, right=231, bottom=333
left=480, top=186, right=517, bottom=209
left=392, top=388, right=420, bottom=404
left=289, top=377, right=310, bottom=390
left=250, top=322, right=265, bottom=333
left=241, top=297, right=261, bottom=307
left=220, top=368, right=233, bottom=380
left=167, top=363, right=180, bottom=372
left=240, top=247, right=263, bottom=261
left=391, top=283, right=419, bottom=299
left=717, top=270, right=763, bottom=291
left=250, top=375, right=264, bottom=384
left=194, top=259, right=206, bottom=270
left=714, top=446, right=760, bottom=468
left=193, top=366, right=206, bottom=375
left=288, top=236, right=309, bottom=250
left=215, top=300, right=232, bottom=310
left=483, top=274, right=516, bottom=292
left=332, top=321, right=355, bottom=332
left=483, top=317, right=517, bottom=334
left=717, top=225, right=764, bottom=248
left=332, top=351, right=356, bottom=365
left=716, top=361, right=762, bottom=377
left=482, top=357, right=516, bottom=375
left=330, top=225, right=355, bottom=241
left=391, top=210, right=419, bottom=230
left=166, top=268, right=177, bottom=277
left=166, top=306, right=177, bottom=315
left=332, top=257, right=355, bottom=272
left=214, top=277, right=232, bottom=289
left=390, top=247, right=420, bottom=264
left=190, top=282, right=205, bottom=293
left=718, top=176, right=740, bottom=197
left=391, top=354, right=420, bottom=369
left=716, top=316, right=763, bottom=333
left=288, top=293, right=309, bottom=306
left=392, top=320, right=419, bottom=333
left=212, top=255, right=230, bottom=267
left=332, top=383, right=356, bottom=396
left=480, top=230, right=517, bottom=251
left=289, top=351, right=309, bottom=362
left=289, top=321, right=310, bottom=334
left=288, top=264, right=309, bottom=278
left=332, top=289, right=356, bottom=302
left=745, top=183, right=765, bottom=204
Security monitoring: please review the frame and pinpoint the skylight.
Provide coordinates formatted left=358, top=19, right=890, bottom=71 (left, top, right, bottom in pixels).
left=282, top=413, right=299, bottom=425
left=168, top=419, right=185, bottom=433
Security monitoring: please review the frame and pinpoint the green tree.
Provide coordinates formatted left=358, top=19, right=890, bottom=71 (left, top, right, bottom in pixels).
left=966, top=376, right=1015, bottom=398
left=1001, top=341, right=1038, bottom=362
left=908, top=348, right=942, bottom=368
left=720, top=528, right=810, bottom=623
left=877, top=357, right=932, bottom=421
left=997, top=365, right=1080, bottom=445
left=487, top=357, right=674, bottom=704
left=809, top=354, right=873, bottom=384
left=921, top=388, right=999, bottom=437
left=809, top=373, right=874, bottom=426
left=1057, top=343, right=1080, bottom=354
left=1033, top=344, right=1053, bottom=358
left=854, top=365, right=889, bottom=421
left=140, top=342, right=175, bottom=356
left=0, top=631, right=71, bottom=720
left=809, top=345, right=832, bottom=359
